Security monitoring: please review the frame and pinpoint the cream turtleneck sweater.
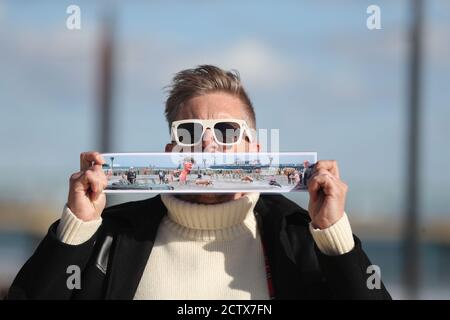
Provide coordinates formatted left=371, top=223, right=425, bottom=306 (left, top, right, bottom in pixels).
left=56, top=193, right=354, bottom=300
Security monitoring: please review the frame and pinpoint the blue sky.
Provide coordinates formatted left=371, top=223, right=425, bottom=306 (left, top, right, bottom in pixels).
left=0, top=0, right=449, bottom=219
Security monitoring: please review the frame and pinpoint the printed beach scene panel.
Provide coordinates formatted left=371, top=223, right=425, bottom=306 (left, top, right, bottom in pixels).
left=101, top=152, right=317, bottom=193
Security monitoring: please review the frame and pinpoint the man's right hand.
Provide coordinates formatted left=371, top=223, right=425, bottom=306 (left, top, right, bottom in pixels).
left=67, top=151, right=108, bottom=222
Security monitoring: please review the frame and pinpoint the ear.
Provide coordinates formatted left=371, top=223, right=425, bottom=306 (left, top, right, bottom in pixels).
left=165, top=143, right=174, bottom=152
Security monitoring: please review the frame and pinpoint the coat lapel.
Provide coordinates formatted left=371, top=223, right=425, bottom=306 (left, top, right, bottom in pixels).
left=256, top=195, right=311, bottom=299
left=104, top=196, right=166, bottom=299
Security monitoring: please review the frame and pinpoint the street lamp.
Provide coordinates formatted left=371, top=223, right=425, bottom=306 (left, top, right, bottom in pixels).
left=110, top=157, right=114, bottom=175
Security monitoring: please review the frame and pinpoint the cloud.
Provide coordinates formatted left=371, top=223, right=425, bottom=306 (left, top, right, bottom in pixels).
left=211, top=39, right=295, bottom=88
left=324, top=17, right=450, bottom=70
left=0, top=24, right=99, bottom=105
left=118, top=36, right=298, bottom=91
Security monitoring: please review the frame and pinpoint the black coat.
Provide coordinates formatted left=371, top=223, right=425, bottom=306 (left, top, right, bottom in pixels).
left=6, top=194, right=391, bottom=300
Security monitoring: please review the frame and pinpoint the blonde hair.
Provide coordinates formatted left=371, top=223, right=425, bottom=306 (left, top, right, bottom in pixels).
left=165, top=65, right=256, bottom=130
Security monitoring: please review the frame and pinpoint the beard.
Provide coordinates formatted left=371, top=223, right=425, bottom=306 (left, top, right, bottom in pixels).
left=175, top=193, right=245, bottom=205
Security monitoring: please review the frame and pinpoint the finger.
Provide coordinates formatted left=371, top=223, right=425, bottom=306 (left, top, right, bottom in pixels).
left=69, top=172, right=85, bottom=193
left=92, top=166, right=109, bottom=189
left=308, top=171, right=336, bottom=192
left=309, top=169, right=348, bottom=195
left=84, top=170, right=98, bottom=190
left=308, top=174, right=339, bottom=199
left=80, top=151, right=105, bottom=171
left=69, top=171, right=83, bottom=183
left=314, top=160, right=340, bottom=179
left=89, top=170, right=106, bottom=200
left=310, top=169, right=336, bottom=181
left=74, top=170, right=102, bottom=200
left=337, top=179, right=349, bottom=194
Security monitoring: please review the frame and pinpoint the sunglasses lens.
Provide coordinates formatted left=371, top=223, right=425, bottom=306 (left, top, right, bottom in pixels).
left=213, top=121, right=242, bottom=144
left=176, top=122, right=203, bottom=145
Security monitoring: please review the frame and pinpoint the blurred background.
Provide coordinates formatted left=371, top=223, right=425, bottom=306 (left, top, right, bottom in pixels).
left=0, top=0, right=449, bottom=299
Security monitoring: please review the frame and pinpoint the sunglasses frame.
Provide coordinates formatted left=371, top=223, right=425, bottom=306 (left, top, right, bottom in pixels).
left=171, top=118, right=253, bottom=147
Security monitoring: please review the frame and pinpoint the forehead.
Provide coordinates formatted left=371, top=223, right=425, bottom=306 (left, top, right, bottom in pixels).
left=175, top=92, right=247, bottom=120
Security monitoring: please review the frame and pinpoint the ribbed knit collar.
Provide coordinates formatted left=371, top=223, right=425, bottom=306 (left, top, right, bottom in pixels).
left=160, top=193, right=260, bottom=241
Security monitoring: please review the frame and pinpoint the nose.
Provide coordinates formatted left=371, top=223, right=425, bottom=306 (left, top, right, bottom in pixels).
left=202, top=128, right=219, bottom=152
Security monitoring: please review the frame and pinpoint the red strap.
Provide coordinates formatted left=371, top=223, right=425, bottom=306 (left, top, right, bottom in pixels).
left=261, top=241, right=275, bottom=299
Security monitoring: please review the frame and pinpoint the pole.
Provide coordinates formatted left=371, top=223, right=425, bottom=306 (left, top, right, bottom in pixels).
left=404, top=0, right=424, bottom=299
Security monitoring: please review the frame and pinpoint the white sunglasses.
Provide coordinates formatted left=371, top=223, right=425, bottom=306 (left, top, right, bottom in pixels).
left=171, top=119, right=253, bottom=147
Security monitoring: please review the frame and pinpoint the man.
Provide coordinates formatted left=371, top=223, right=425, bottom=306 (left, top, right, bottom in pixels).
left=7, top=65, right=390, bottom=300
left=302, top=160, right=314, bottom=187
left=158, top=170, right=166, bottom=184
left=127, top=168, right=137, bottom=184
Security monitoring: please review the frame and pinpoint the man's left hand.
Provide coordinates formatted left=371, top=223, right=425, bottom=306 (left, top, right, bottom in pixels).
left=307, top=160, right=348, bottom=229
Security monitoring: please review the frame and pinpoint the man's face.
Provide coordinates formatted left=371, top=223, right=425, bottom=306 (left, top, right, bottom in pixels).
left=166, top=92, right=259, bottom=153
left=165, top=91, right=259, bottom=204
